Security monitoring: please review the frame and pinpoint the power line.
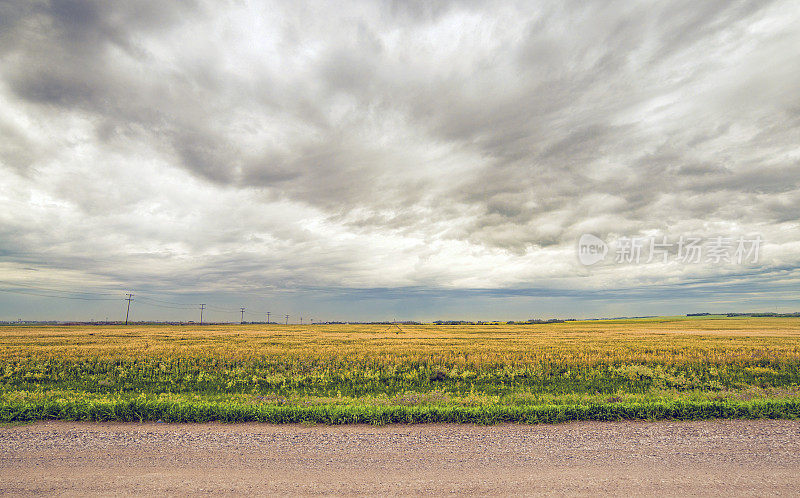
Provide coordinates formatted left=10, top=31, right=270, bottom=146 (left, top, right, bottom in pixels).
left=135, top=297, right=265, bottom=317
left=0, top=284, right=293, bottom=324
left=0, top=280, right=120, bottom=296
left=0, top=288, right=122, bottom=301
left=136, top=296, right=202, bottom=307
left=206, top=304, right=240, bottom=313
left=136, top=298, right=230, bottom=313
left=137, top=296, right=199, bottom=309
left=134, top=300, right=198, bottom=310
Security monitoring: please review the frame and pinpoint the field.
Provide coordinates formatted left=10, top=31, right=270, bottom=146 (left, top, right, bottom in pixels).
left=2, top=316, right=800, bottom=424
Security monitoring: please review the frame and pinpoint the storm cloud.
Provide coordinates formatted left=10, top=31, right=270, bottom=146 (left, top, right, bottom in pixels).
left=1, top=0, right=799, bottom=320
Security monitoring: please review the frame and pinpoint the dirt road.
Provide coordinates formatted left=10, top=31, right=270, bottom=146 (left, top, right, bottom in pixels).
left=2, top=420, right=799, bottom=496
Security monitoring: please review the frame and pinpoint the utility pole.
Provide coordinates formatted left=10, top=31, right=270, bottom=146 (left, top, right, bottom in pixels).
left=240, top=307, right=246, bottom=324
left=285, top=314, right=289, bottom=325
left=199, top=304, right=206, bottom=325
left=124, top=293, right=134, bottom=325
left=266, top=311, right=271, bottom=324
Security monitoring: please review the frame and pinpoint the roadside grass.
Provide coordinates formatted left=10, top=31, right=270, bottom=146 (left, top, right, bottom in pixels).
left=2, top=395, right=798, bottom=425
left=0, top=420, right=35, bottom=428
left=1, top=317, right=799, bottom=424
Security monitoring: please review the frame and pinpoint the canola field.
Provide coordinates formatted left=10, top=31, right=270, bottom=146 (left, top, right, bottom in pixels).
left=2, top=316, right=800, bottom=424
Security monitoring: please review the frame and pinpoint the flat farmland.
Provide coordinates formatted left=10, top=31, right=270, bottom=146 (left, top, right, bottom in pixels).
left=1, top=317, right=800, bottom=424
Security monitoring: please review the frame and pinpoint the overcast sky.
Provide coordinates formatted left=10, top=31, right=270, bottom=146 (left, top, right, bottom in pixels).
left=1, top=0, right=799, bottom=322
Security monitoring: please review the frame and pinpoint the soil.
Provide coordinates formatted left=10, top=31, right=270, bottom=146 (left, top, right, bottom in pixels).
left=2, top=419, right=799, bottom=496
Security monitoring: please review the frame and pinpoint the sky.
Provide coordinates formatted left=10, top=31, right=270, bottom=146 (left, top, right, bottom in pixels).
left=1, top=0, right=799, bottom=322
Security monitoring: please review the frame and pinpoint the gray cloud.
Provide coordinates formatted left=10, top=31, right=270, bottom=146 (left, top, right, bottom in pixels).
left=1, top=0, right=799, bottom=319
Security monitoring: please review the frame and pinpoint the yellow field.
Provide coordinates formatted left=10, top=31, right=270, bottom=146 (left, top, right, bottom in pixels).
left=2, top=316, right=799, bottom=366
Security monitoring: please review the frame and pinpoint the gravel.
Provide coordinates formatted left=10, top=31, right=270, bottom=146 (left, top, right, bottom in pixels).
left=2, top=419, right=800, bottom=495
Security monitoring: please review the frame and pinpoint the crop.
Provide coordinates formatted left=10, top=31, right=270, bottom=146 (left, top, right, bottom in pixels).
left=1, top=317, right=799, bottom=424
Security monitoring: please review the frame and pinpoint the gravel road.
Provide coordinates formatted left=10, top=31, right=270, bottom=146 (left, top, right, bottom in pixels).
left=2, top=420, right=799, bottom=496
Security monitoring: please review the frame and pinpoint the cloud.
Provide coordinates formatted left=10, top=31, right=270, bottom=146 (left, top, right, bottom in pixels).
left=0, top=0, right=799, bottom=319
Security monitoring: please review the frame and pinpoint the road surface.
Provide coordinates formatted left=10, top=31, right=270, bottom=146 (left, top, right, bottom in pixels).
left=2, top=420, right=799, bottom=495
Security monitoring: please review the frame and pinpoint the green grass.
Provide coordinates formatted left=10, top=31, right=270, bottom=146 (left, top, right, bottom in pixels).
left=2, top=395, right=798, bottom=425
left=0, top=420, right=34, bottom=428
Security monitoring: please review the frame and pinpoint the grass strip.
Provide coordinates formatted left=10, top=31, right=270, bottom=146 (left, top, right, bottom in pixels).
left=2, top=399, right=799, bottom=425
